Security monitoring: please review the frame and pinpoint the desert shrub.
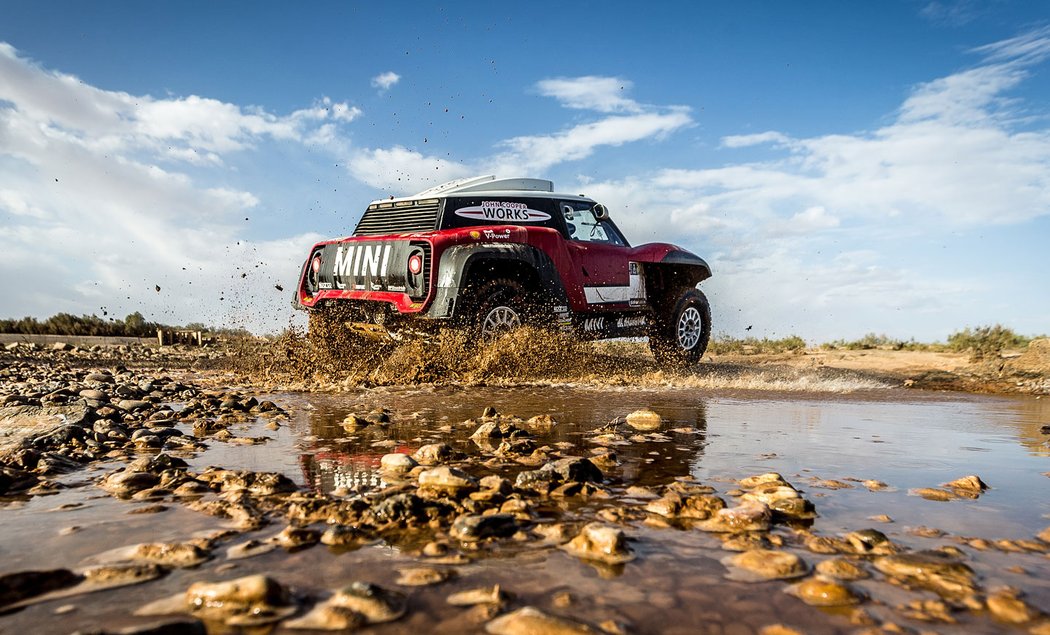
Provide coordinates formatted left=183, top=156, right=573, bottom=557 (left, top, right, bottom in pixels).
left=821, top=333, right=939, bottom=351
left=708, top=334, right=807, bottom=355
left=948, top=325, right=1031, bottom=360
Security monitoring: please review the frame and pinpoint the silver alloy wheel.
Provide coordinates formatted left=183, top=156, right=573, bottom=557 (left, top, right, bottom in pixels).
left=482, top=306, right=521, bottom=338
left=676, top=306, right=703, bottom=350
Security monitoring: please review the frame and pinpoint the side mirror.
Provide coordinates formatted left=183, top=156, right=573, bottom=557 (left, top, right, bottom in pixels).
left=592, top=203, right=609, bottom=220
left=561, top=203, right=576, bottom=220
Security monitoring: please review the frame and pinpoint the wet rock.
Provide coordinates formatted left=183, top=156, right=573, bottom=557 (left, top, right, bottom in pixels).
left=447, top=585, right=507, bottom=606
left=1038, top=526, right=1050, bottom=544
left=625, top=409, right=662, bottom=431
left=769, top=497, right=817, bottom=520
left=412, top=443, right=453, bottom=465
left=788, top=577, right=862, bottom=606
left=813, top=479, right=853, bottom=490
left=515, top=457, right=602, bottom=493
left=986, top=589, right=1039, bottom=624
left=561, top=523, right=634, bottom=565
left=380, top=453, right=417, bottom=474
left=741, top=484, right=800, bottom=505
left=485, top=606, right=596, bottom=634
left=328, top=582, right=406, bottom=623
left=645, top=492, right=726, bottom=520
left=275, top=525, right=321, bottom=550
left=226, top=538, right=277, bottom=561
left=371, top=491, right=429, bottom=525
left=874, top=551, right=978, bottom=598
left=845, top=529, right=897, bottom=555
left=83, top=563, right=165, bottom=587
left=451, top=513, right=521, bottom=541
left=100, top=470, right=161, bottom=496
left=0, top=569, right=82, bottom=608
left=816, top=557, right=869, bottom=580
left=911, top=487, right=957, bottom=501
left=863, top=479, right=890, bottom=491
left=340, top=414, right=370, bottom=431
left=722, top=549, right=809, bottom=581
left=127, top=543, right=208, bottom=568
left=525, top=414, right=557, bottom=431
left=395, top=566, right=453, bottom=586
left=320, top=524, right=372, bottom=548
left=183, top=575, right=294, bottom=625
left=739, top=473, right=789, bottom=489
left=418, top=466, right=478, bottom=494
left=944, top=474, right=989, bottom=494
left=695, top=501, right=772, bottom=533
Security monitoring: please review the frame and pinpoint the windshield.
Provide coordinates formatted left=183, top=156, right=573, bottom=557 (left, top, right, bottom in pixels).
left=561, top=201, right=627, bottom=246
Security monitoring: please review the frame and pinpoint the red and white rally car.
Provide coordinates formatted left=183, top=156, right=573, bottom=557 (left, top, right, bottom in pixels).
left=296, top=175, right=712, bottom=366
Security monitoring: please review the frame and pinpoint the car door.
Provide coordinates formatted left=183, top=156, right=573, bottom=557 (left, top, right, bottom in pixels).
left=560, top=200, right=633, bottom=311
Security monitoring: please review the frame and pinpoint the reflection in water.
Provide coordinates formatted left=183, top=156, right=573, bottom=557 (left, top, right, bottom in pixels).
left=297, top=387, right=709, bottom=496
left=3, top=385, right=1048, bottom=635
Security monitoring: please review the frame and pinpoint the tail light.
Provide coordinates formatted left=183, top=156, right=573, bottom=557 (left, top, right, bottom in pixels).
left=406, top=246, right=426, bottom=298
left=408, top=253, right=423, bottom=275
left=305, top=250, right=323, bottom=294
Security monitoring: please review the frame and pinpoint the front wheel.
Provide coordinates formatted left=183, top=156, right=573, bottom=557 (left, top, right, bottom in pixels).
left=649, top=288, right=712, bottom=367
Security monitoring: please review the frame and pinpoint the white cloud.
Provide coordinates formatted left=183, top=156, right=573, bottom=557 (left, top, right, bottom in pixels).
left=721, top=131, right=792, bottom=148
left=347, top=146, right=473, bottom=192
left=535, top=76, right=642, bottom=113
left=0, top=42, right=358, bottom=331
left=371, top=71, right=401, bottom=92
left=347, top=78, right=693, bottom=194
left=788, top=206, right=839, bottom=230
left=568, top=29, right=1050, bottom=340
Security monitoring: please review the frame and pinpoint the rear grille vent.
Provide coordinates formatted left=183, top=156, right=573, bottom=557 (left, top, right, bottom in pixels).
left=414, top=241, right=432, bottom=292
left=353, top=199, right=440, bottom=236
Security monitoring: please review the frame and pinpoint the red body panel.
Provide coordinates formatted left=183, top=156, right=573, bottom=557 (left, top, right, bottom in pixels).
left=296, top=225, right=691, bottom=315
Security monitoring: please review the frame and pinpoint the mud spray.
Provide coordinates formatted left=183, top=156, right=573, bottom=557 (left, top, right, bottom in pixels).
left=234, top=323, right=890, bottom=393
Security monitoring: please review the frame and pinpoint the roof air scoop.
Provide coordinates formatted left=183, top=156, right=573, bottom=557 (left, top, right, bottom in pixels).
left=413, top=176, right=553, bottom=197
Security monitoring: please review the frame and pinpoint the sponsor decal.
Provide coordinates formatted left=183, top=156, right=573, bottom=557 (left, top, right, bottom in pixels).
left=553, top=305, right=568, bottom=313
left=616, top=315, right=647, bottom=329
left=332, top=243, right=393, bottom=280
left=319, top=282, right=332, bottom=290
left=483, top=229, right=512, bottom=240
left=388, top=285, right=407, bottom=292
left=582, top=317, right=605, bottom=333
left=455, top=201, right=551, bottom=223
left=469, top=230, right=481, bottom=239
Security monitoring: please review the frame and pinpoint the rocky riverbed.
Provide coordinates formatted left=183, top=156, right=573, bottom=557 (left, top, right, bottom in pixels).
left=1, top=341, right=1049, bottom=634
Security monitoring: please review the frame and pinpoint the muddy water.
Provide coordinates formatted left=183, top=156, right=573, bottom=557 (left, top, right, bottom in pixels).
left=2, top=385, right=1049, bottom=634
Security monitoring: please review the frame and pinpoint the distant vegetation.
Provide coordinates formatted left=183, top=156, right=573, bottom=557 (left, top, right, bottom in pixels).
left=0, top=313, right=251, bottom=338
left=946, top=324, right=1037, bottom=360
left=821, top=333, right=938, bottom=352
left=708, top=334, right=807, bottom=355
left=0, top=312, right=161, bottom=338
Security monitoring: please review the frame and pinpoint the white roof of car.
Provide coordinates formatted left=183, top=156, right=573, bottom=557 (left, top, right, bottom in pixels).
left=368, top=175, right=594, bottom=206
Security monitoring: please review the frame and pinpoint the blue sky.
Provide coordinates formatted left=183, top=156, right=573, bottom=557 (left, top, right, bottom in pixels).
left=1, top=1, right=1048, bottom=341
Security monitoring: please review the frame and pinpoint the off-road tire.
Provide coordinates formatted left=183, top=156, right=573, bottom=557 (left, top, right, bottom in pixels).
left=649, top=288, right=711, bottom=367
left=473, top=278, right=530, bottom=340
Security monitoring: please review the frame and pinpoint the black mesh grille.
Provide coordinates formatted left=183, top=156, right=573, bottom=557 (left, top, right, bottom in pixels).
left=353, top=199, right=440, bottom=236
left=415, top=241, right=432, bottom=293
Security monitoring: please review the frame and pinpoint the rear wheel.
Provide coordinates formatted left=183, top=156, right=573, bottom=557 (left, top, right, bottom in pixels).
left=473, top=278, right=529, bottom=340
left=649, top=288, right=711, bottom=367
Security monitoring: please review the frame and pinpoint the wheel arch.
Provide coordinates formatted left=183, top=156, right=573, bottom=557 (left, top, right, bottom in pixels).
left=427, top=244, right=568, bottom=319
